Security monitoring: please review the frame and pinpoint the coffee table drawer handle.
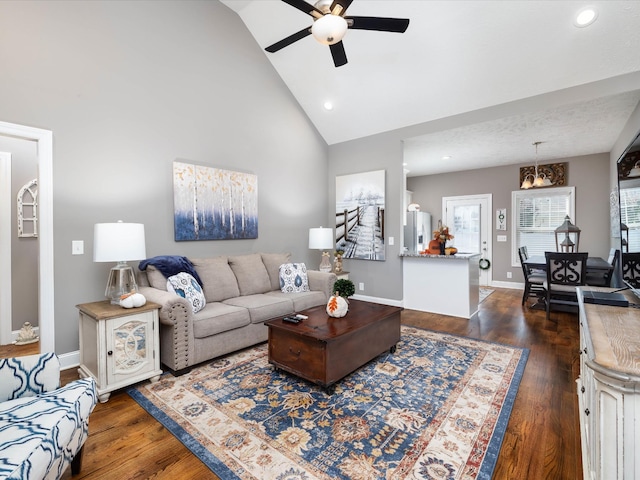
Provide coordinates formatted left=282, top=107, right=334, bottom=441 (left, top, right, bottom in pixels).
left=289, top=347, right=301, bottom=357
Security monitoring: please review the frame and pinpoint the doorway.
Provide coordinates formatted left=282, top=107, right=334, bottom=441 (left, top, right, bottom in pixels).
left=443, top=194, right=492, bottom=286
left=0, top=121, right=54, bottom=353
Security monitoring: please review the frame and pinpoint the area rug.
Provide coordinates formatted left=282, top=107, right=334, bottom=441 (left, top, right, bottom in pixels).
left=479, top=288, right=495, bottom=303
left=129, top=326, right=528, bottom=480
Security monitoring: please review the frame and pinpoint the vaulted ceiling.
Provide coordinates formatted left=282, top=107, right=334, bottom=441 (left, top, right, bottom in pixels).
left=221, top=1, right=640, bottom=176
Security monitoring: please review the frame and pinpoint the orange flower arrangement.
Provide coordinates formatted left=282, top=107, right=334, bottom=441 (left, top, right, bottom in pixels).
left=433, top=225, right=454, bottom=244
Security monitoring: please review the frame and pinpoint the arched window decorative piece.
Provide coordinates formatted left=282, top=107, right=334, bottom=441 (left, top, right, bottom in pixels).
left=17, top=178, right=38, bottom=238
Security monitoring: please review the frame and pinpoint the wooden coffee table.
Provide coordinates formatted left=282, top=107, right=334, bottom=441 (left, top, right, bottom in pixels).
left=265, top=299, right=402, bottom=393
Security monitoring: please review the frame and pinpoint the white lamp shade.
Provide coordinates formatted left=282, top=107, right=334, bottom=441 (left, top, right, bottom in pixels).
left=311, top=14, right=348, bottom=45
left=309, top=227, right=334, bottom=250
left=93, top=222, right=146, bottom=262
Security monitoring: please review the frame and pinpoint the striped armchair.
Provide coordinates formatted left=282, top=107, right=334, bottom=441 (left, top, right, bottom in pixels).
left=0, top=353, right=97, bottom=479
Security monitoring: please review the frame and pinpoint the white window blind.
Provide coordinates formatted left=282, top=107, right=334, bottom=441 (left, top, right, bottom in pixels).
left=511, top=187, right=575, bottom=266
left=620, top=186, right=640, bottom=252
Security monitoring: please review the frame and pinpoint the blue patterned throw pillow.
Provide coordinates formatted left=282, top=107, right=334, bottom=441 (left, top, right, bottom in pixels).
left=167, top=272, right=206, bottom=313
left=279, top=263, right=310, bottom=293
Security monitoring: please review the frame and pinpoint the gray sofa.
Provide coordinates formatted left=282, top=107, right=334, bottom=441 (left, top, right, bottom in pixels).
left=137, top=252, right=336, bottom=372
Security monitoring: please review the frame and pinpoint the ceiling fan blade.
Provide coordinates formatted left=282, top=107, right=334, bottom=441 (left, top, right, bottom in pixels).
left=347, top=16, right=410, bottom=33
left=330, top=0, right=354, bottom=16
left=282, top=0, right=324, bottom=18
left=265, top=27, right=312, bottom=53
left=330, top=41, right=348, bottom=67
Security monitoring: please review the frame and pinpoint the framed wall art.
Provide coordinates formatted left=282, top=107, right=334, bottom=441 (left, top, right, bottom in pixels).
left=335, top=169, right=385, bottom=261
left=173, top=161, right=258, bottom=241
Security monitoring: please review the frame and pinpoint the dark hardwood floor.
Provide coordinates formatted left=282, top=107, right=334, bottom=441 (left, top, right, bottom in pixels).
left=1, top=288, right=582, bottom=479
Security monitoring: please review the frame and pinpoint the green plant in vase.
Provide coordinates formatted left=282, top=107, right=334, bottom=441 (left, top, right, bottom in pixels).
left=332, top=279, right=355, bottom=298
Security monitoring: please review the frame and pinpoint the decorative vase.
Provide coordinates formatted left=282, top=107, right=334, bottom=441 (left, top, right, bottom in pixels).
left=439, top=242, right=446, bottom=255
left=334, top=254, right=343, bottom=273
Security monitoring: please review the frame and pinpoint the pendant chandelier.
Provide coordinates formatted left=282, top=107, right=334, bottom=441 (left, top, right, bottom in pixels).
left=521, top=141, right=553, bottom=189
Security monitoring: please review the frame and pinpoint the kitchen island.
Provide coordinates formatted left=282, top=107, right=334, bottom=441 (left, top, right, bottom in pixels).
left=401, top=253, right=481, bottom=318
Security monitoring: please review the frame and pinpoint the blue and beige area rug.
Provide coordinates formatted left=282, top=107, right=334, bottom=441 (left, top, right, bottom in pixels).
left=129, top=326, right=528, bottom=480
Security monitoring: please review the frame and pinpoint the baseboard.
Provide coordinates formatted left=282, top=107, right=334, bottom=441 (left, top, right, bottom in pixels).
left=351, top=294, right=403, bottom=307
left=58, top=351, right=80, bottom=371
left=489, top=280, right=523, bottom=290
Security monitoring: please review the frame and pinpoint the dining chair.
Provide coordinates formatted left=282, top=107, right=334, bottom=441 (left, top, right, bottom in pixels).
left=622, top=252, right=640, bottom=288
left=518, top=246, right=546, bottom=306
left=585, top=248, right=619, bottom=287
left=544, top=252, right=588, bottom=320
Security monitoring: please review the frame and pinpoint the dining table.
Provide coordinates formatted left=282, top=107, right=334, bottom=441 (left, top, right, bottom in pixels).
left=522, top=255, right=612, bottom=310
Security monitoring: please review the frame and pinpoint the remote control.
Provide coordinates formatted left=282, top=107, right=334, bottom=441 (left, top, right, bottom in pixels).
left=294, top=314, right=308, bottom=320
left=282, top=316, right=300, bottom=324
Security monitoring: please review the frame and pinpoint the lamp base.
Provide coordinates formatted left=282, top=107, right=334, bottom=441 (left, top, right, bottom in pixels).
left=318, top=251, right=332, bottom=273
left=105, top=262, right=139, bottom=305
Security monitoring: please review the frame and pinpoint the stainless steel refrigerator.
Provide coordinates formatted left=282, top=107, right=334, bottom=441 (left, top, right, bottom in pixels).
left=404, top=211, right=432, bottom=254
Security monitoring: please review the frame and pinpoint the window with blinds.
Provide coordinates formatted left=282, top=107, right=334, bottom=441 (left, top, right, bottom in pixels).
left=620, top=186, right=640, bottom=252
left=511, top=186, right=575, bottom=266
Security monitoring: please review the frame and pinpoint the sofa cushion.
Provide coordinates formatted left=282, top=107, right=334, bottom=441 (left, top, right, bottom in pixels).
left=192, top=303, right=251, bottom=338
left=223, top=294, right=293, bottom=323
left=265, top=290, right=328, bottom=312
left=279, top=263, right=310, bottom=293
left=261, top=252, right=292, bottom=291
left=228, top=254, right=271, bottom=296
left=146, top=265, right=168, bottom=291
left=191, top=257, right=240, bottom=302
left=166, top=272, right=206, bottom=313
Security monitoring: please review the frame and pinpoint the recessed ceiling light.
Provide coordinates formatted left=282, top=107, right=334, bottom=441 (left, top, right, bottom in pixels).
left=442, top=155, right=451, bottom=160
left=323, top=101, right=333, bottom=111
left=574, top=7, right=598, bottom=27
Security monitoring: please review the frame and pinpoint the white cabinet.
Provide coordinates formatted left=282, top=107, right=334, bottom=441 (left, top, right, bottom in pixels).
left=77, top=300, right=162, bottom=403
left=577, top=290, right=640, bottom=480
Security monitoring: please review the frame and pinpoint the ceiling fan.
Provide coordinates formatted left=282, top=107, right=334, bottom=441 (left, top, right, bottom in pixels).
left=265, top=0, right=410, bottom=67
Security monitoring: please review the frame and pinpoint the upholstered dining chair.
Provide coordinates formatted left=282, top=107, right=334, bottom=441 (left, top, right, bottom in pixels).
left=544, top=252, right=588, bottom=320
left=622, top=252, right=640, bottom=288
left=585, top=248, right=620, bottom=287
left=518, top=246, right=546, bottom=306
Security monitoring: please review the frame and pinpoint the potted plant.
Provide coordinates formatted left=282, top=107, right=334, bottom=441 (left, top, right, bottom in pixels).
left=332, top=279, right=355, bottom=298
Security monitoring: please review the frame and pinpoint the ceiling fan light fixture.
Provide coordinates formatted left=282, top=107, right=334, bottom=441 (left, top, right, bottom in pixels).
left=311, top=14, right=348, bottom=45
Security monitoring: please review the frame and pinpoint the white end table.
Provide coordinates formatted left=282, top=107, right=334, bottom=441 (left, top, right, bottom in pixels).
left=77, top=300, right=162, bottom=403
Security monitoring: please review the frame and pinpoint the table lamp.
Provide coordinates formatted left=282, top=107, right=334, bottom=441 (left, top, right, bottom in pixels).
left=309, top=227, right=334, bottom=272
left=94, top=221, right=146, bottom=304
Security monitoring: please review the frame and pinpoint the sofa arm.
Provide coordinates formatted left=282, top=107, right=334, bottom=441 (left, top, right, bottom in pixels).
left=138, top=286, right=194, bottom=371
left=0, top=352, right=60, bottom=402
left=307, top=271, right=337, bottom=301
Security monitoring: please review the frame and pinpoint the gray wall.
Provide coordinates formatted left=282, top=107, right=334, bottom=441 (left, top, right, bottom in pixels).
left=0, top=0, right=328, bottom=354
left=407, top=153, right=610, bottom=284
left=328, top=132, right=405, bottom=301
left=328, top=74, right=640, bottom=299
left=0, top=136, right=39, bottom=330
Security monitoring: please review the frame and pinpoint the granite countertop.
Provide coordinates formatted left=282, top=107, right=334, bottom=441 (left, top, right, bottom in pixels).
left=400, top=252, right=480, bottom=259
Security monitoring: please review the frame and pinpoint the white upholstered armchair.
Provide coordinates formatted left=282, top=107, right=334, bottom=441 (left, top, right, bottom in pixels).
left=0, top=353, right=97, bottom=479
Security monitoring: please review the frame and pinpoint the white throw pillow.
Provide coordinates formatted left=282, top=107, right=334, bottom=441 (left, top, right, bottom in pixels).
left=166, top=272, right=206, bottom=313
left=279, top=263, right=310, bottom=293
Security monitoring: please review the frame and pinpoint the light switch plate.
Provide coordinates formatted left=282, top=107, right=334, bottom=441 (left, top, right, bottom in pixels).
left=497, top=235, right=507, bottom=242
left=72, top=240, right=84, bottom=255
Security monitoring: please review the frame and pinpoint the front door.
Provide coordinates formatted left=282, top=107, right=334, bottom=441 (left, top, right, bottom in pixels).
left=443, top=194, right=492, bottom=286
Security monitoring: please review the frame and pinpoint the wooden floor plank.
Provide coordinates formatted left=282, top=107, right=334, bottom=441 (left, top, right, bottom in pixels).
left=2, top=287, right=582, bottom=479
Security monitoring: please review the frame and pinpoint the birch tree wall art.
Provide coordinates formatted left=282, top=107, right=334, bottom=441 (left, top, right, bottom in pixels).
left=173, top=161, right=258, bottom=241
